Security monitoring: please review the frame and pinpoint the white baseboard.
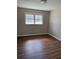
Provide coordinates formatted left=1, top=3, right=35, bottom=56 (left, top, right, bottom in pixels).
left=17, top=33, right=49, bottom=37
left=17, top=33, right=61, bottom=41
left=48, top=33, right=61, bottom=41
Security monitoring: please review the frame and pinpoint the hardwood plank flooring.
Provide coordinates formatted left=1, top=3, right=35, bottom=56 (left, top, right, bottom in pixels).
left=17, top=34, right=61, bottom=59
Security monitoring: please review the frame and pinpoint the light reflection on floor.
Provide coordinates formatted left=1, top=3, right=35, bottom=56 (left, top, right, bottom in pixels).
left=24, top=39, right=44, bottom=59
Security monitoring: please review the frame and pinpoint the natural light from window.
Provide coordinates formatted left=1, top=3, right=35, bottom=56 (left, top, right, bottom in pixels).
left=25, top=14, right=43, bottom=25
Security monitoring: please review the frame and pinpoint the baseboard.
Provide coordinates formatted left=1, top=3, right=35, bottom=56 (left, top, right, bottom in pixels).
left=17, top=33, right=49, bottom=37
left=17, top=33, right=61, bottom=41
left=48, top=33, right=61, bottom=41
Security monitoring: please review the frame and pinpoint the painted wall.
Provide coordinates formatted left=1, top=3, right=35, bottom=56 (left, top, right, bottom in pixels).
left=49, top=5, right=61, bottom=40
left=17, top=7, right=50, bottom=35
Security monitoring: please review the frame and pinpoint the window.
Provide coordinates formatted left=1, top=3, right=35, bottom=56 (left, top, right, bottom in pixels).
left=25, top=14, right=34, bottom=24
left=25, top=14, right=43, bottom=25
left=35, top=15, right=43, bottom=24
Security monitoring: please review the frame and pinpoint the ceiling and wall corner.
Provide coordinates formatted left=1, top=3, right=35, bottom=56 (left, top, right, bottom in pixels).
left=17, top=0, right=61, bottom=11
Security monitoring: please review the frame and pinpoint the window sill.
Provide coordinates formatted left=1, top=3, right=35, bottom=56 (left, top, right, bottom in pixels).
left=25, top=24, right=43, bottom=25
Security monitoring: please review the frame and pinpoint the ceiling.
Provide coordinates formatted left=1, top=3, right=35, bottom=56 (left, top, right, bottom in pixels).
left=17, top=0, right=61, bottom=11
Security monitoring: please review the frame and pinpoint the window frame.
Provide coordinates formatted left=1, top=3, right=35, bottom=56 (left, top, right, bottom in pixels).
left=25, top=14, right=43, bottom=25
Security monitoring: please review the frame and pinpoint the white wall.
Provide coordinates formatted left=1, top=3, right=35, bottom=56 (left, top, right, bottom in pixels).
left=49, top=5, right=61, bottom=40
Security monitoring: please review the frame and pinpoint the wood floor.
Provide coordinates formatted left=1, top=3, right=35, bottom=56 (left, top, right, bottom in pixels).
left=17, top=34, right=61, bottom=59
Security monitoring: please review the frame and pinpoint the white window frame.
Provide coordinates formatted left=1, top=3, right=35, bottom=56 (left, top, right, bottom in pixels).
left=25, top=14, right=43, bottom=25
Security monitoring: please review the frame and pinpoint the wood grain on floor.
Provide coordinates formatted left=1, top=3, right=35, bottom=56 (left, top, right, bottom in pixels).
left=17, top=34, right=61, bottom=59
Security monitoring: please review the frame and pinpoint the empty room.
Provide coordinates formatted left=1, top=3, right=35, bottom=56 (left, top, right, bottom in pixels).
left=17, top=0, right=61, bottom=59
